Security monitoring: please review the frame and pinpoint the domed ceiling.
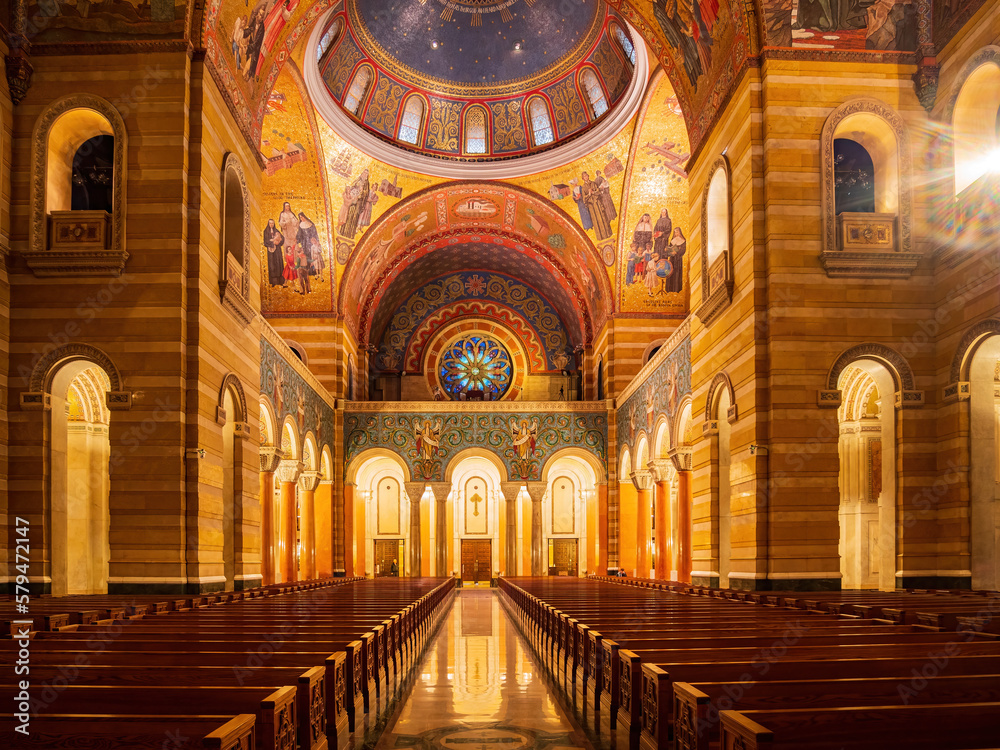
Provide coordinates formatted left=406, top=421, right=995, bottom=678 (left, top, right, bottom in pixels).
left=317, top=0, right=637, bottom=160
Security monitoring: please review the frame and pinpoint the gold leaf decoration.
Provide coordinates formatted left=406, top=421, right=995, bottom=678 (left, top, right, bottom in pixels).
left=321, top=34, right=364, bottom=100
left=491, top=100, right=527, bottom=153
left=364, top=76, right=406, bottom=136
left=544, top=77, right=587, bottom=138
left=427, top=98, right=462, bottom=153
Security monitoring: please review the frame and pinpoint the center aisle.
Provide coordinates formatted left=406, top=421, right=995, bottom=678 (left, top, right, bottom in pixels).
left=375, top=588, right=595, bottom=750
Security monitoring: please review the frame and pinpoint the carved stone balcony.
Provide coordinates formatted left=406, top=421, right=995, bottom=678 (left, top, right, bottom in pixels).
left=822, top=212, right=919, bottom=278
left=23, top=210, right=127, bottom=277
left=220, top=250, right=255, bottom=324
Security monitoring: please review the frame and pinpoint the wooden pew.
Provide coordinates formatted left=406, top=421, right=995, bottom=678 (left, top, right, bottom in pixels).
left=1, top=713, right=256, bottom=750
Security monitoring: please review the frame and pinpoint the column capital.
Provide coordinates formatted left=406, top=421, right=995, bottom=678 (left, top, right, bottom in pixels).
left=524, top=481, right=546, bottom=504
left=427, top=481, right=452, bottom=503
left=647, top=459, right=673, bottom=484
left=259, top=446, right=284, bottom=473
left=275, top=460, right=304, bottom=485
left=499, top=481, right=523, bottom=504
left=668, top=448, right=693, bottom=472
left=403, top=481, right=427, bottom=505
left=298, top=470, right=321, bottom=492
left=630, top=469, right=653, bottom=491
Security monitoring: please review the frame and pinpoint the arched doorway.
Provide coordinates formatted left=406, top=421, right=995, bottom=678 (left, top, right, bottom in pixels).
left=837, top=361, right=897, bottom=590
left=448, top=456, right=504, bottom=585
left=541, top=454, right=599, bottom=577
left=965, top=332, right=1000, bottom=589
left=50, top=361, right=112, bottom=596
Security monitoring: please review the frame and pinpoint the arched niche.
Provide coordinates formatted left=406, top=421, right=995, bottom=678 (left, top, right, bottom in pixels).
left=27, top=94, right=128, bottom=277
left=696, top=157, right=733, bottom=327
left=950, top=48, right=1000, bottom=196
left=220, top=153, right=254, bottom=324
left=820, top=98, right=916, bottom=277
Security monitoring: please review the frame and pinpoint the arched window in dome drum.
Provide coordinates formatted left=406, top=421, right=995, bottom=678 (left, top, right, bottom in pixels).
left=580, top=68, right=608, bottom=119
left=344, top=66, right=373, bottom=117
left=528, top=97, right=554, bottom=147
left=397, top=96, right=425, bottom=146
left=316, top=17, right=343, bottom=63
left=464, top=106, right=488, bottom=155
left=612, top=23, right=636, bottom=66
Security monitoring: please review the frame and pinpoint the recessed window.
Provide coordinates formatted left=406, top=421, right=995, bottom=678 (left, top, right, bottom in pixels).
left=612, top=24, right=636, bottom=66
left=316, top=18, right=343, bottom=63
left=833, top=139, right=876, bottom=214
left=464, top=106, right=488, bottom=155
left=344, top=66, right=373, bottom=117
left=397, top=96, right=425, bottom=146
left=580, top=68, right=608, bottom=119
left=528, top=97, right=554, bottom=147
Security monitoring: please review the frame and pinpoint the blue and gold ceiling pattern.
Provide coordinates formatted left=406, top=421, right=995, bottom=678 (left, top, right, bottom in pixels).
left=319, top=0, right=636, bottom=160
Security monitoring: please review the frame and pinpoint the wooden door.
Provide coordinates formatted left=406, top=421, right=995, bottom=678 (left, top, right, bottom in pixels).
left=461, top=540, right=492, bottom=582
left=550, top=538, right=578, bottom=577
left=374, top=539, right=401, bottom=577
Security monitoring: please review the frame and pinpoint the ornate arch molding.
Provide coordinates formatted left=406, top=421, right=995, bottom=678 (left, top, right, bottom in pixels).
left=947, top=319, right=1000, bottom=398
left=820, top=98, right=916, bottom=278
left=944, top=46, right=1000, bottom=122
left=217, top=373, right=249, bottom=426
left=696, top=157, right=734, bottom=327
left=703, top=371, right=737, bottom=428
left=219, top=153, right=255, bottom=325
left=821, top=343, right=923, bottom=409
left=21, top=343, right=130, bottom=411
left=26, top=94, right=128, bottom=277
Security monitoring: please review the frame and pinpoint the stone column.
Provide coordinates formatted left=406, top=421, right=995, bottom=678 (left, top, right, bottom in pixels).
left=500, top=481, right=523, bottom=575
left=316, top=478, right=334, bottom=578
left=404, top=482, right=427, bottom=577
left=297, top=471, right=321, bottom=580
left=427, top=482, right=452, bottom=576
left=597, top=481, right=608, bottom=574
left=649, top=460, right=673, bottom=580
left=275, top=460, right=304, bottom=583
left=258, top=447, right=283, bottom=585
left=671, top=449, right=693, bottom=582
left=631, top=469, right=653, bottom=578
left=525, top=482, right=547, bottom=575
left=343, top=482, right=355, bottom=577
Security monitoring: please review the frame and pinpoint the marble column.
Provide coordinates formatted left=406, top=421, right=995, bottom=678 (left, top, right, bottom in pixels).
left=649, top=459, right=673, bottom=580
left=315, top=478, right=334, bottom=578
left=297, top=470, right=321, bottom=580
left=258, top=447, right=283, bottom=585
left=275, top=459, right=303, bottom=583
left=343, top=482, right=355, bottom=577
left=671, top=449, right=693, bottom=583
left=404, top=482, right=427, bottom=577
left=427, top=482, right=452, bottom=576
left=631, top=469, right=654, bottom=578
left=500, top=481, right=523, bottom=576
left=525, top=482, right=547, bottom=575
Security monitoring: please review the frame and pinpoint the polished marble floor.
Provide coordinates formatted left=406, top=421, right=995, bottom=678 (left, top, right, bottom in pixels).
left=375, top=589, right=595, bottom=750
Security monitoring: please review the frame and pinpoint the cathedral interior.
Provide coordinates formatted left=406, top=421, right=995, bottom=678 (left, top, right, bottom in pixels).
left=0, top=0, right=998, bottom=598
left=3, top=1, right=1000, bottom=748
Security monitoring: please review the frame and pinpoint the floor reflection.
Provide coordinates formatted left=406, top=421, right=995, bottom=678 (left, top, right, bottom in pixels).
left=376, top=589, right=593, bottom=750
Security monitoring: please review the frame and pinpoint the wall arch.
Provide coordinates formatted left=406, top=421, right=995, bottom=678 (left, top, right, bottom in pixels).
left=704, top=371, right=736, bottom=422
left=280, top=416, right=301, bottom=461
left=444, top=448, right=509, bottom=484
left=540, top=447, right=607, bottom=484
left=218, top=373, right=248, bottom=423
left=302, top=432, right=319, bottom=471
left=827, top=343, right=915, bottom=392
left=949, top=47, right=1000, bottom=194
left=652, top=415, right=671, bottom=458
left=259, top=396, right=278, bottom=447
left=673, top=396, right=694, bottom=449
left=950, top=318, right=1000, bottom=382
left=345, top=448, right=412, bottom=485
left=29, top=342, right=124, bottom=395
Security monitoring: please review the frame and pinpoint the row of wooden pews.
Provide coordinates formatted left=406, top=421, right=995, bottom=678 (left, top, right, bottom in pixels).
left=1, top=576, right=455, bottom=750
left=498, top=576, right=1000, bottom=750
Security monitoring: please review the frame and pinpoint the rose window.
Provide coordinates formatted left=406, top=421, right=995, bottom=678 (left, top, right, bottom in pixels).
left=439, top=335, right=512, bottom=400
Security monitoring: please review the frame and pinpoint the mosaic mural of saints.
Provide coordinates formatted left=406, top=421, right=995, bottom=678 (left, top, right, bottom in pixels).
left=263, top=202, right=326, bottom=294
left=624, top=209, right=686, bottom=297
left=652, top=0, right=718, bottom=87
